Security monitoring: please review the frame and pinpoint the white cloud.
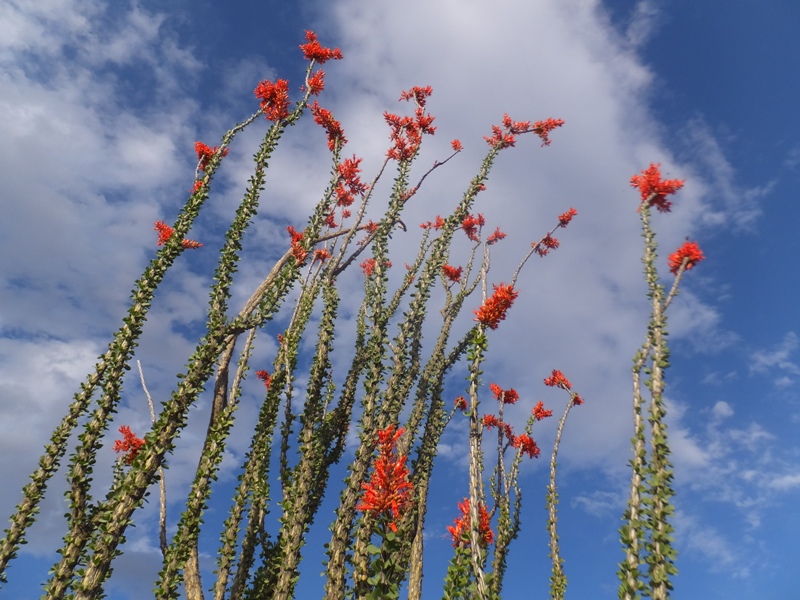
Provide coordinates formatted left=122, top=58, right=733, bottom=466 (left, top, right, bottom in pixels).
left=624, top=0, right=663, bottom=48
left=768, top=473, right=800, bottom=491
left=750, top=332, right=800, bottom=376
left=712, top=400, right=734, bottom=420
left=676, top=511, right=746, bottom=576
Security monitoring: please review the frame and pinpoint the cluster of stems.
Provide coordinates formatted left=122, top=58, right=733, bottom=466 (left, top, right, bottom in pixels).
left=0, top=31, right=701, bottom=600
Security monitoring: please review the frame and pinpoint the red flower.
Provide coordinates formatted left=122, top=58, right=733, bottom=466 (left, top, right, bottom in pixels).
left=113, top=425, right=145, bottom=465
left=534, top=234, right=559, bottom=257
left=311, top=101, right=346, bottom=151
left=360, top=258, right=376, bottom=276
left=451, top=139, right=463, bottom=152
left=558, top=208, right=577, bottom=227
left=447, top=498, right=494, bottom=547
left=306, top=69, right=326, bottom=95
left=299, top=30, right=343, bottom=63
left=531, top=118, right=565, bottom=146
left=359, top=258, right=391, bottom=276
left=286, top=225, right=307, bottom=263
left=442, top=264, right=463, bottom=283
left=454, top=396, right=467, bottom=411
left=630, top=163, right=684, bottom=213
left=255, top=370, right=271, bottom=390
left=334, top=156, right=367, bottom=207
left=482, top=413, right=501, bottom=429
left=254, top=78, right=290, bottom=121
left=572, top=393, right=585, bottom=406
left=474, top=283, right=518, bottom=330
left=194, top=141, right=229, bottom=171
left=385, top=89, right=436, bottom=161
left=512, top=434, right=540, bottom=459
left=461, top=213, right=485, bottom=242
left=154, top=221, right=202, bottom=249
left=191, top=180, right=204, bottom=194
left=483, top=414, right=514, bottom=443
left=399, top=85, right=433, bottom=107
left=357, top=425, right=413, bottom=532
left=420, top=215, right=446, bottom=230
left=490, top=383, right=519, bottom=405
left=668, top=240, right=705, bottom=274
left=544, top=369, right=572, bottom=390
left=484, top=124, right=516, bottom=149
left=486, top=227, right=506, bottom=245
left=484, top=114, right=564, bottom=148
left=313, top=248, right=332, bottom=263
left=532, top=401, right=553, bottom=420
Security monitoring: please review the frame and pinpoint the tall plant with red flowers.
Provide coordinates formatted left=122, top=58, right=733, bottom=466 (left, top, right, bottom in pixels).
left=0, top=29, right=706, bottom=600
left=356, top=425, right=413, bottom=599
left=618, top=164, right=704, bottom=600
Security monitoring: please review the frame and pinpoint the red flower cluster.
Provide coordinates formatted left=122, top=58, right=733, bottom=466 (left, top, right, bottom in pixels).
left=286, top=225, right=307, bottom=263
left=512, top=434, right=540, bottom=459
left=254, top=78, right=290, bottom=121
left=335, top=156, right=367, bottom=207
left=194, top=141, right=229, bottom=171
left=299, top=30, right=343, bottom=64
left=534, top=233, right=559, bottom=257
left=451, top=139, right=463, bottom=152
left=310, top=101, right=346, bottom=151
left=461, top=213, right=485, bottom=242
left=485, top=114, right=565, bottom=149
left=630, top=163, right=684, bottom=213
left=532, top=401, right=553, bottom=421
left=486, top=227, right=506, bottom=245
left=306, top=70, right=326, bottom=96
left=356, top=425, right=413, bottom=533
left=399, top=85, right=433, bottom=107
left=154, top=221, right=202, bottom=249
left=113, top=425, right=145, bottom=465
left=360, top=258, right=392, bottom=276
left=474, top=283, right=518, bottom=330
left=484, top=124, right=516, bottom=149
left=255, top=370, right=271, bottom=390
left=482, top=414, right=514, bottom=443
left=558, top=208, right=578, bottom=227
left=454, top=396, right=468, bottom=411
left=420, top=215, right=446, bottom=230
left=313, top=248, right=332, bottom=264
left=385, top=87, right=436, bottom=160
left=442, top=264, right=463, bottom=283
left=483, top=414, right=541, bottom=460
left=544, top=369, right=572, bottom=390
left=668, top=240, right=705, bottom=274
left=531, top=118, right=566, bottom=146
left=490, top=383, right=519, bottom=405
left=447, top=498, right=494, bottom=547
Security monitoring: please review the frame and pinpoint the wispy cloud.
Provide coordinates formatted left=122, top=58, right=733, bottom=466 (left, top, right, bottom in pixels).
left=750, top=332, right=800, bottom=376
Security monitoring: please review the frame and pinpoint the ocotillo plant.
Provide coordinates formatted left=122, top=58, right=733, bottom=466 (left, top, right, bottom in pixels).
left=0, top=31, right=701, bottom=600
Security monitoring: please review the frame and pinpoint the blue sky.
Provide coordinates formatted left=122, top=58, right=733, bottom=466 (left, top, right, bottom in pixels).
left=1, top=1, right=799, bottom=598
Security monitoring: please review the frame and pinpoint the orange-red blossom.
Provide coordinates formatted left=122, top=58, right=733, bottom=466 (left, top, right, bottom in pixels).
left=356, top=425, right=413, bottom=533
left=630, top=163, right=684, bottom=213
left=474, top=284, right=518, bottom=330
left=668, top=240, right=705, bottom=274
left=447, top=498, right=494, bottom=547
left=153, top=221, right=202, bottom=249
left=113, top=425, right=145, bottom=465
